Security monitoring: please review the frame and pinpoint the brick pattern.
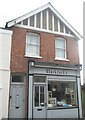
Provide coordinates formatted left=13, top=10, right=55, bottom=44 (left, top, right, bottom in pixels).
left=10, top=26, right=79, bottom=73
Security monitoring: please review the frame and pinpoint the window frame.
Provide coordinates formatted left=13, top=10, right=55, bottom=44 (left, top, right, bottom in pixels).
left=55, top=37, right=67, bottom=60
left=25, top=32, right=42, bottom=58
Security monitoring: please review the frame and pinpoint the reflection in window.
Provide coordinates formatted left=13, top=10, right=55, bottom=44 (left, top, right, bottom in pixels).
left=48, top=81, right=77, bottom=108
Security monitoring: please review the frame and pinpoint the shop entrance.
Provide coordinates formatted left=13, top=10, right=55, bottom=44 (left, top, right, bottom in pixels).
left=33, top=84, right=47, bottom=118
left=33, top=76, right=47, bottom=118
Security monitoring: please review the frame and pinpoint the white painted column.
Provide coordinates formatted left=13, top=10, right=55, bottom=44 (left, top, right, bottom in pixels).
left=34, top=14, right=36, bottom=28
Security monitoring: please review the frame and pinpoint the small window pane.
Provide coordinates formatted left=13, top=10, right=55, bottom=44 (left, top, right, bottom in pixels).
left=35, top=86, right=39, bottom=106
left=56, top=39, right=65, bottom=48
left=56, top=49, right=65, bottom=58
left=12, top=75, right=24, bottom=82
left=33, top=76, right=46, bottom=83
left=40, top=86, right=44, bottom=106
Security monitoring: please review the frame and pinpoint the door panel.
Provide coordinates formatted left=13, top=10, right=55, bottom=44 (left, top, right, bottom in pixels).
left=33, top=84, right=47, bottom=118
left=9, top=84, right=26, bottom=118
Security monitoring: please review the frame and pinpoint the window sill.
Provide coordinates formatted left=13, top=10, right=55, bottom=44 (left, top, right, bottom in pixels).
left=55, top=58, right=69, bottom=61
left=25, top=55, right=42, bottom=59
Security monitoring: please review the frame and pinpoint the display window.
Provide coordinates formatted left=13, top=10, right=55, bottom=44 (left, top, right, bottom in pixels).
left=48, top=81, right=77, bottom=108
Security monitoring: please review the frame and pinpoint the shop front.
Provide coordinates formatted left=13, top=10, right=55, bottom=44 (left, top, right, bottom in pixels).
left=28, top=61, right=82, bottom=118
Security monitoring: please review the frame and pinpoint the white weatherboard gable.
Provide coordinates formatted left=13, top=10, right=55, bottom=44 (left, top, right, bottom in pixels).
left=6, top=2, right=82, bottom=40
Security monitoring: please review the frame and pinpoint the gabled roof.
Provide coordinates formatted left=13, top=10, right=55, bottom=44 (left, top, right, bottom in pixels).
left=6, top=2, right=82, bottom=40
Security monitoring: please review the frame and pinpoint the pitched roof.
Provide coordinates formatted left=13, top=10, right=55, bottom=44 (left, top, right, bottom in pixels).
left=6, top=2, right=82, bottom=40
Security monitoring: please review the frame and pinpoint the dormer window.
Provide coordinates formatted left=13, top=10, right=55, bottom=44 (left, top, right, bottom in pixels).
left=55, top=38, right=67, bottom=60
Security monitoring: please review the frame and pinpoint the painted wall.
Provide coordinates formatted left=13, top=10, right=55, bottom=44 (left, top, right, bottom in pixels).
left=0, top=29, right=12, bottom=119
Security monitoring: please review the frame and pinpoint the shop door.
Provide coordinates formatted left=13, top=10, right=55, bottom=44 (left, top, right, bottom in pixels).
left=33, top=84, right=47, bottom=118
left=9, top=84, right=26, bottom=118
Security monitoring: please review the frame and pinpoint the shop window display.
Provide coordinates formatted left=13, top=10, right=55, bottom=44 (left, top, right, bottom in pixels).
left=48, top=81, right=77, bottom=108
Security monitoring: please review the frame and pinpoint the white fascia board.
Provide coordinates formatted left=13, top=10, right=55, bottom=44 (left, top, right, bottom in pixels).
left=16, top=24, right=74, bottom=38
left=0, top=28, right=13, bottom=35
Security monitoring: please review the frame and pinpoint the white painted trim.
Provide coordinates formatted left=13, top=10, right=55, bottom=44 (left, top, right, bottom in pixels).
left=28, top=18, right=30, bottom=26
left=25, top=55, right=42, bottom=59
left=6, top=3, right=82, bottom=39
left=34, top=14, right=36, bottom=27
left=55, top=57, right=69, bottom=61
left=0, top=29, right=13, bottom=35
left=0, top=69, right=10, bottom=71
left=16, top=25, right=74, bottom=38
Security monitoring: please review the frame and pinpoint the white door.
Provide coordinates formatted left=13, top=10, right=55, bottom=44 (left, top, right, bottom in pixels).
left=33, top=84, right=47, bottom=118
left=9, top=84, right=26, bottom=118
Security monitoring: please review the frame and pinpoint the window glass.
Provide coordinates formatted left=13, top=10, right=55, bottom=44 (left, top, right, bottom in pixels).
left=35, top=86, right=39, bottom=106
left=26, top=33, right=40, bottom=56
left=48, top=81, right=77, bottom=108
left=55, top=38, right=66, bottom=59
left=12, top=75, right=24, bottom=82
left=33, top=76, right=46, bottom=83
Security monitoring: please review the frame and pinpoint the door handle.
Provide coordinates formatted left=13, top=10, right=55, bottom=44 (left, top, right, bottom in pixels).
left=15, top=106, right=19, bottom=109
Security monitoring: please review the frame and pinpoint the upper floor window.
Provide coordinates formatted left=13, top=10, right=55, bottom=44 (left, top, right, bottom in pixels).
left=26, top=32, right=40, bottom=57
left=55, top=38, right=67, bottom=59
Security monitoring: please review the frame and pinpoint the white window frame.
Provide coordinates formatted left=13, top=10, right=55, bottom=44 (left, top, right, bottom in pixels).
left=55, top=38, right=69, bottom=61
left=25, top=32, right=42, bottom=58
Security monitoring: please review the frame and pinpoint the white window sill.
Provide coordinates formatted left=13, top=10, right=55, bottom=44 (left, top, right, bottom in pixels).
left=25, top=55, right=42, bottom=59
left=55, top=58, right=69, bottom=61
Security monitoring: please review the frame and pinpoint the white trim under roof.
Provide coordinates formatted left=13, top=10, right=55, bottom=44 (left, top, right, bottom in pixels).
left=6, top=2, right=82, bottom=40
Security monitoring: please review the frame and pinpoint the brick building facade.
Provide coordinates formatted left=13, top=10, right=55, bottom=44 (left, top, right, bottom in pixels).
left=6, top=3, right=82, bottom=118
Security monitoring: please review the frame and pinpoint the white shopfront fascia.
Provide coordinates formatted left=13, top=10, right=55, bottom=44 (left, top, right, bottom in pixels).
left=28, top=61, right=82, bottom=119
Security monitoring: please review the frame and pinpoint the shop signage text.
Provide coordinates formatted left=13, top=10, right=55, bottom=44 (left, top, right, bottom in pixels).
left=46, top=69, right=68, bottom=75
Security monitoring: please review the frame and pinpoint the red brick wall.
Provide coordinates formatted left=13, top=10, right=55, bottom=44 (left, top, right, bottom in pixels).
left=10, top=26, right=80, bottom=73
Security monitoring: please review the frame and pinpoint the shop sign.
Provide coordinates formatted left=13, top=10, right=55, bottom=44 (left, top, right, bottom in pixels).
left=46, top=69, right=68, bottom=75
